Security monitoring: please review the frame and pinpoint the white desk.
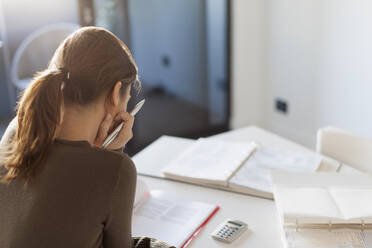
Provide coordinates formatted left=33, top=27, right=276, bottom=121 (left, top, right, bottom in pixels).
left=135, top=126, right=356, bottom=247
left=138, top=175, right=281, bottom=247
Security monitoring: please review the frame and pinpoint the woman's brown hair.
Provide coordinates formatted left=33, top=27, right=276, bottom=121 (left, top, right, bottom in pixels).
left=0, top=26, right=140, bottom=186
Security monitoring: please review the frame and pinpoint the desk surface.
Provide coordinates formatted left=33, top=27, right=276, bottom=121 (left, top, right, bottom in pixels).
left=139, top=175, right=282, bottom=247
left=135, top=126, right=353, bottom=247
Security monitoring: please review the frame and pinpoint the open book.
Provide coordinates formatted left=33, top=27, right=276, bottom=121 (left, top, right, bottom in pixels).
left=162, top=138, right=258, bottom=186
left=132, top=179, right=220, bottom=248
left=272, top=171, right=372, bottom=229
left=160, top=137, right=322, bottom=199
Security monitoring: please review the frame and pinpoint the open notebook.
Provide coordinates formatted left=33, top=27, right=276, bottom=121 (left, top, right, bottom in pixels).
left=284, top=229, right=372, bottom=248
left=160, top=137, right=322, bottom=198
left=132, top=179, right=219, bottom=248
left=272, top=172, right=372, bottom=248
left=272, top=171, right=372, bottom=229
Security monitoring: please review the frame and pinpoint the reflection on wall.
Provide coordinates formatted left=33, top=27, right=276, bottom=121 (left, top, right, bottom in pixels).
left=124, top=0, right=229, bottom=154
left=206, top=0, right=228, bottom=124
left=129, top=0, right=208, bottom=109
left=0, top=0, right=78, bottom=116
left=0, top=1, right=11, bottom=117
left=2, top=0, right=78, bottom=60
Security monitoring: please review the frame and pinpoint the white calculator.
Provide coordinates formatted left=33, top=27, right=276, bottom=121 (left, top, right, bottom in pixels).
left=211, top=219, right=248, bottom=243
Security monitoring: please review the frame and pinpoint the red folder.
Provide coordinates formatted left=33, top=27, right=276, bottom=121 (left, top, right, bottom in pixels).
left=181, top=206, right=220, bottom=248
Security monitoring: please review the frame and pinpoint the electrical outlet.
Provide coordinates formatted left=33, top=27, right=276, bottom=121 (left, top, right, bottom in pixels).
left=275, top=98, right=288, bottom=114
left=161, top=55, right=171, bottom=68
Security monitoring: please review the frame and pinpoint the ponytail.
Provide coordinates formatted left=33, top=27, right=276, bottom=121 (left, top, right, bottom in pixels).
left=1, top=69, right=65, bottom=186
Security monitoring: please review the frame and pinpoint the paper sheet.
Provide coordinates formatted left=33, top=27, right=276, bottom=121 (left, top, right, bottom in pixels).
left=135, top=197, right=197, bottom=224
left=329, top=188, right=372, bottom=220
left=133, top=178, right=150, bottom=210
left=272, top=172, right=372, bottom=224
left=132, top=190, right=217, bottom=247
left=229, top=148, right=322, bottom=193
left=133, top=136, right=194, bottom=178
left=362, top=232, right=372, bottom=248
left=277, top=186, right=343, bottom=221
left=286, top=230, right=366, bottom=248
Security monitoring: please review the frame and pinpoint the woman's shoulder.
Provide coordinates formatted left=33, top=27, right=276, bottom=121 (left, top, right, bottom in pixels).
left=95, top=149, right=137, bottom=190
left=52, top=140, right=137, bottom=180
left=83, top=146, right=137, bottom=178
left=107, top=150, right=137, bottom=178
left=90, top=149, right=137, bottom=199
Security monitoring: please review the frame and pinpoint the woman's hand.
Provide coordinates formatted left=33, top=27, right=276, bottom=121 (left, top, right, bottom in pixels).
left=94, top=112, right=134, bottom=150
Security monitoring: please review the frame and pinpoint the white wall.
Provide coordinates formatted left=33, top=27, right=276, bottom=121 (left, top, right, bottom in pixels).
left=265, top=0, right=324, bottom=147
left=232, top=0, right=372, bottom=148
left=230, top=0, right=268, bottom=129
left=317, top=0, right=372, bottom=141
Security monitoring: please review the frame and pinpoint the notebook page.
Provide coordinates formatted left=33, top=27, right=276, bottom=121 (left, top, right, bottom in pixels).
left=272, top=171, right=372, bottom=188
left=229, top=148, right=322, bottom=193
left=134, top=178, right=150, bottom=210
left=132, top=190, right=218, bottom=247
left=285, top=229, right=365, bottom=248
left=329, top=187, right=372, bottom=221
left=275, top=186, right=342, bottom=224
left=162, top=139, right=257, bottom=185
left=133, top=136, right=194, bottom=178
left=363, top=231, right=372, bottom=248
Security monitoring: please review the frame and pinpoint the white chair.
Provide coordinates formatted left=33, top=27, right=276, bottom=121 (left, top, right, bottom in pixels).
left=317, top=126, right=372, bottom=173
left=10, top=23, right=79, bottom=91
left=0, top=117, right=16, bottom=147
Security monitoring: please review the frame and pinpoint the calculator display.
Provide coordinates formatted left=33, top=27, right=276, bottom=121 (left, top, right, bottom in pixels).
left=227, top=221, right=242, bottom=227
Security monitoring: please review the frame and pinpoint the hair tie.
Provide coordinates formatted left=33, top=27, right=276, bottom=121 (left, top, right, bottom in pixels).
left=58, top=67, right=70, bottom=81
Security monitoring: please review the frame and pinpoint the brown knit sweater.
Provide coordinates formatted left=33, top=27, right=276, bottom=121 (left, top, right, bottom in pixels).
left=0, top=138, right=137, bottom=248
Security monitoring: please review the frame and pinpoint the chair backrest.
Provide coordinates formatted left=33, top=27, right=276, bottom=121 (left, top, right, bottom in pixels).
left=317, top=126, right=372, bottom=173
left=0, top=117, right=16, bottom=147
left=10, top=23, right=79, bottom=90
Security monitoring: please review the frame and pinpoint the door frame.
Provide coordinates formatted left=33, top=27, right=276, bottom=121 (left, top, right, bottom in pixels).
left=0, top=0, right=15, bottom=116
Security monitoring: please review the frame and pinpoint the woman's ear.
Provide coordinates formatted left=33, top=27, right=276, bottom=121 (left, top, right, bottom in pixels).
left=110, top=81, right=122, bottom=107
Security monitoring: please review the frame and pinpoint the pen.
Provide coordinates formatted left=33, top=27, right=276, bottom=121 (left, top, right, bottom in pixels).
left=101, top=99, right=145, bottom=148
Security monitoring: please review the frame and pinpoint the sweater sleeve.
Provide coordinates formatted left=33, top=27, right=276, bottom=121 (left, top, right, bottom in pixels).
left=103, top=155, right=137, bottom=248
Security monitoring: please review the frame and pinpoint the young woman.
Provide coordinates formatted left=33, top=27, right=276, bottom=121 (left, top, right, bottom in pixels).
left=0, top=27, right=173, bottom=248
